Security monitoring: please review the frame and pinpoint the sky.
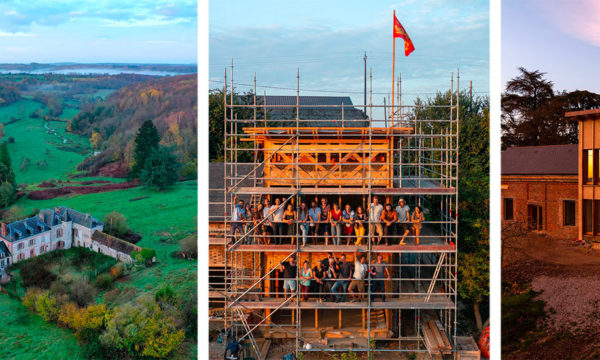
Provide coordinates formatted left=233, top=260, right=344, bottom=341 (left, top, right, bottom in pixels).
left=209, top=0, right=489, bottom=116
left=502, top=0, right=600, bottom=93
left=0, top=0, right=197, bottom=64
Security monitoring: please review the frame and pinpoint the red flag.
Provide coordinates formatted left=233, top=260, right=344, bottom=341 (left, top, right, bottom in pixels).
left=393, top=14, right=415, bottom=56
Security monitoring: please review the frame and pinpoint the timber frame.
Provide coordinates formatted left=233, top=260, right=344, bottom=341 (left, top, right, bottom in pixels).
left=213, top=63, right=461, bottom=359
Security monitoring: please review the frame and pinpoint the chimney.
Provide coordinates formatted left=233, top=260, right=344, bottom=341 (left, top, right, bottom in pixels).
left=1, top=223, right=6, bottom=237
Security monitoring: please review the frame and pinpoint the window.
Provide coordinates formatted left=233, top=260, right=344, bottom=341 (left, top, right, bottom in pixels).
left=56, top=228, right=63, bottom=238
left=527, top=205, right=543, bottom=231
left=584, top=149, right=595, bottom=184
left=28, top=239, right=35, bottom=246
left=584, top=200, right=594, bottom=234
left=17, top=243, right=24, bottom=250
left=504, top=198, right=514, bottom=220
left=74, top=228, right=79, bottom=238
left=563, top=200, right=576, bottom=226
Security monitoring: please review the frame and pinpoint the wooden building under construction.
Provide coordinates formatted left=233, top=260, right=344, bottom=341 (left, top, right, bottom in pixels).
left=209, top=68, right=462, bottom=359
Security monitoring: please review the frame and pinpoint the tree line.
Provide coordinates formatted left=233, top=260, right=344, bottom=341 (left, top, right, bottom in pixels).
left=502, top=67, right=600, bottom=149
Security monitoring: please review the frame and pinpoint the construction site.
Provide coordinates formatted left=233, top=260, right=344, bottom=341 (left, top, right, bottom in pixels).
left=209, top=64, right=479, bottom=359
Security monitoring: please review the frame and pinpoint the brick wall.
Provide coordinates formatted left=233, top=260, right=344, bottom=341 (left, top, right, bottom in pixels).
left=501, top=175, right=578, bottom=239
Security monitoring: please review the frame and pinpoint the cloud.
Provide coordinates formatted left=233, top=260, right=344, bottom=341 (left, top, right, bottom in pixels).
left=540, top=0, right=600, bottom=47
left=0, top=0, right=196, bottom=33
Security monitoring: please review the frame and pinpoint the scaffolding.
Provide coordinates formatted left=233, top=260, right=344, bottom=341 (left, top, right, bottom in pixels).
left=214, top=63, right=460, bottom=359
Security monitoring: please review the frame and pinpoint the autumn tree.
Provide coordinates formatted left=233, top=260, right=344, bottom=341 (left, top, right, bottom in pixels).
left=100, top=297, right=184, bottom=358
left=90, top=130, right=103, bottom=150
left=130, top=120, right=161, bottom=179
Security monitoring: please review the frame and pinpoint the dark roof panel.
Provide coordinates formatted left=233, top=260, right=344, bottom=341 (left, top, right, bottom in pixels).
left=502, top=144, right=578, bottom=175
left=91, top=231, right=140, bottom=255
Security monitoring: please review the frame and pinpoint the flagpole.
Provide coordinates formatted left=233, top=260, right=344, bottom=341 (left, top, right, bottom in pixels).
left=392, top=10, right=396, bottom=127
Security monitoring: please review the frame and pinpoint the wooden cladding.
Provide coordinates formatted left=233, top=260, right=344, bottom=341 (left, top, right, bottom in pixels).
left=262, top=139, right=394, bottom=187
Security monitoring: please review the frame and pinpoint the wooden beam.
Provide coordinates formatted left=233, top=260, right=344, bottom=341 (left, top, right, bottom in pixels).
left=315, top=309, right=318, bottom=329
left=339, top=309, right=342, bottom=329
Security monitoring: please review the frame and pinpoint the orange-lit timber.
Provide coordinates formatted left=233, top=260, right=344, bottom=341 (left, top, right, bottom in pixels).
left=566, top=109, right=600, bottom=244
left=211, top=64, right=461, bottom=358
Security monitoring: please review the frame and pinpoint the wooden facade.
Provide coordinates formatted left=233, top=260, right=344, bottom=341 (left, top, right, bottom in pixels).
left=566, top=109, right=600, bottom=242
left=242, top=126, right=411, bottom=188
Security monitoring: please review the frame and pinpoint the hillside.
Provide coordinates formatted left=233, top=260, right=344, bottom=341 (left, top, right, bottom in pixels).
left=72, top=74, right=197, bottom=176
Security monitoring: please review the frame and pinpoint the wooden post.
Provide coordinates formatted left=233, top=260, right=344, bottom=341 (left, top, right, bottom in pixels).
left=292, top=309, right=296, bottom=324
left=315, top=309, right=318, bottom=329
left=362, top=309, right=366, bottom=329
left=339, top=309, right=342, bottom=329
left=266, top=309, right=271, bottom=324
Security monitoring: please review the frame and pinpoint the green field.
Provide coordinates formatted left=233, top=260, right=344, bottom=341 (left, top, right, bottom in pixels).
left=0, top=296, right=85, bottom=360
left=0, top=99, right=91, bottom=185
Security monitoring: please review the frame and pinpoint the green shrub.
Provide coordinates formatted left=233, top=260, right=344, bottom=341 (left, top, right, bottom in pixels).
left=95, top=273, right=114, bottom=290
left=70, top=278, right=96, bottom=306
left=155, top=285, right=175, bottom=304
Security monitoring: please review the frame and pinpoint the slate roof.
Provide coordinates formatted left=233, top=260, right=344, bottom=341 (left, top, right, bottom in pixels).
left=55, top=207, right=103, bottom=228
left=0, top=242, right=10, bottom=259
left=262, top=96, right=354, bottom=108
left=39, top=208, right=65, bottom=227
left=91, top=231, right=141, bottom=255
left=209, top=162, right=255, bottom=222
left=502, top=144, right=578, bottom=175
left=235, top=95, right=367, bottom=127
left=1, top=216, right=50, bottom=242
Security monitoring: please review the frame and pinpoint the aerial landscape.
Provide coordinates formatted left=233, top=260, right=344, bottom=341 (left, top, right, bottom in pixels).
left=0, top=66, right=198, bottom=360
left=0, top=1, right=197, bottom=359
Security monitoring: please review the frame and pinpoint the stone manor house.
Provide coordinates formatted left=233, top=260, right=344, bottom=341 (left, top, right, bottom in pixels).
left=0, top=207, right=141, bottom=280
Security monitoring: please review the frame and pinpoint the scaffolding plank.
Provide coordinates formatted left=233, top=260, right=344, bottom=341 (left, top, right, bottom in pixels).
left=231, top=296, right=454, bottom=310
left=231, top=244, right=456, bottom=253
left=235, top=186, right=456, bottom=195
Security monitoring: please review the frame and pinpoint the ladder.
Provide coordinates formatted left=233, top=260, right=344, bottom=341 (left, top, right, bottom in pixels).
left=235, top=307, right=262, bottom=360
left=425, top=252, right=446, bottom=302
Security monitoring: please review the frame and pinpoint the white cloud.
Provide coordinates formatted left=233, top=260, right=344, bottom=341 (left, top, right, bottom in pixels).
left=541, top=0, right=600, bottom=47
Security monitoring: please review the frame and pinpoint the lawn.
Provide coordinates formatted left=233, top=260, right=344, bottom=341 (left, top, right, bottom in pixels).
left=0, top=99, right=91, bottom=185
left=0, top=295, right=84, bottom=359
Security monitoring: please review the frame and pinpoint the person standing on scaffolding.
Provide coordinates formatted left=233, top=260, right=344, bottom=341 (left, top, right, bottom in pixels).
left=308, top=200, right=321, bottom=245
left=395, top=198, right=411, bottom=245
left=262, top=198, right=274, bottom=244
left=280, top=256, right=298, bottom=299
left=319, top=197, right=331, bottom=245
left=369, top=196, right=384, bottom=245
left=283, top=203, right=296, bottom=245
left=342, top=204, right=355, bottom=246
left=329, top=202, right=343, bottom=246
left=271, top=197, right=285, bottom=244
left=411, top=206, right=425, bottom=245
left=229, top=195, right=245, bottom=245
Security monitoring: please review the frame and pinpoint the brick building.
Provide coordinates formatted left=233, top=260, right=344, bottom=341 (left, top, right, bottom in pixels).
left=501, top=144, right=578, bottom=239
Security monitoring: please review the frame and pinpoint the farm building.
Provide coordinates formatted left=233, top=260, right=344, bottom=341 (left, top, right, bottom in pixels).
left=501, top=144, right=578, bottom=239
left=211, top=69, right=461, bottom=358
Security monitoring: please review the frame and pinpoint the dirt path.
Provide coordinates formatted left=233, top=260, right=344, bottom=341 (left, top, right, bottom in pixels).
left=503, top=233, right=600, bottom=359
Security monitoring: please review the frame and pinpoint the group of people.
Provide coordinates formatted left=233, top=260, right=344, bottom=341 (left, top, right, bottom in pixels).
left=279, top=250, right=391, bottom=303
left=230, top=195, right=426, bottom=246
